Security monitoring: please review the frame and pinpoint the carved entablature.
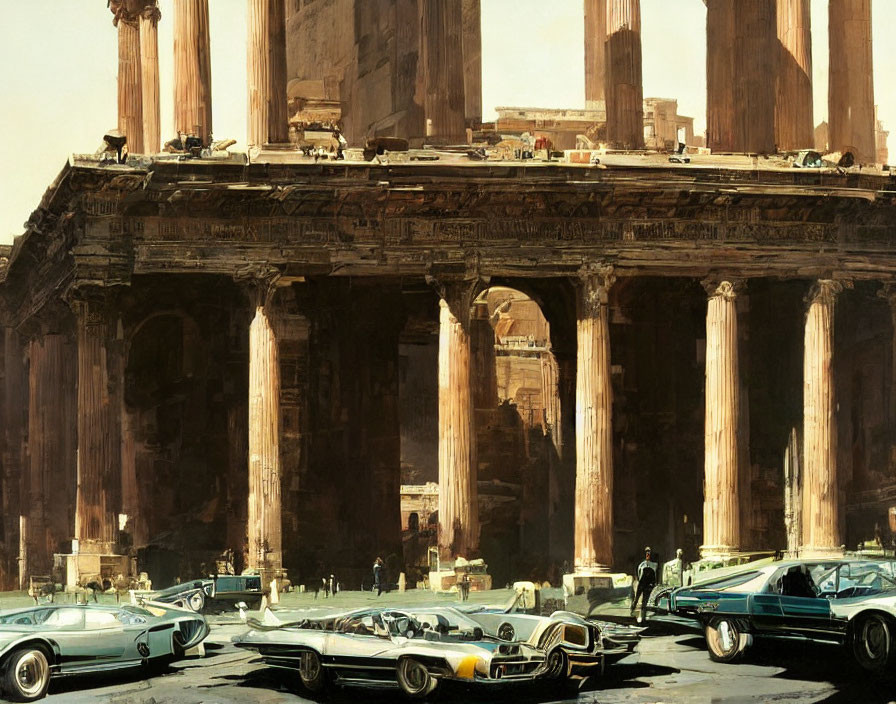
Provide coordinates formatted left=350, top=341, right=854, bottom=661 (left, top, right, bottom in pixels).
left=575, top=265, right=615, bottom=320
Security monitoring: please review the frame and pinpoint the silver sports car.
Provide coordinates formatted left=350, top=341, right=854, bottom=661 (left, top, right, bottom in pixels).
left=0, top=601, right=209, bottom=701
left=233, top=605, right=641, bottom=698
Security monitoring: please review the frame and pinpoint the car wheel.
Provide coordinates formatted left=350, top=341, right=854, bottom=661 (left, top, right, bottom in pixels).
left=704, top=617, right=747, bottom=663
left=544, top=647, right=569, bottom=680
left=298, top=650, right=326, bottom=693
left=396, top=657, right=438, bottom=699
left=3, top=647, right=50, bottom=702
left=852, top=613, right=895, bottom=673
left=187, top=592, right=205, bottom=613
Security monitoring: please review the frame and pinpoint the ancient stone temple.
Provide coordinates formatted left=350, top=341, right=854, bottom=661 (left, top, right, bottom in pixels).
left=0, top=1, right=892, bottom=592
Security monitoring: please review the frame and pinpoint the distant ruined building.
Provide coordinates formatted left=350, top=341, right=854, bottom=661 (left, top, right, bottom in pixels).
left=0, top=0, right=893, bottom=594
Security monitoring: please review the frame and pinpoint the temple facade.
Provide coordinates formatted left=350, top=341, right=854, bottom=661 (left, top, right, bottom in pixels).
left=0, top=0, right=891, bottom=591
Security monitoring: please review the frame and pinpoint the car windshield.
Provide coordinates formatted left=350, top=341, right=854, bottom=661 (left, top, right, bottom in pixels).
left=815, top=561, right=896, bottom=599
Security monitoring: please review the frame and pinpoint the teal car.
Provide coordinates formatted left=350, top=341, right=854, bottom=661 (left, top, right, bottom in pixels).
left=652, top=559, right=896, bottom=673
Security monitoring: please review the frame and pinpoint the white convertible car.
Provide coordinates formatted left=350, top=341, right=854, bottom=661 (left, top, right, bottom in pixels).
left=233, top=605, right=641, bottom=698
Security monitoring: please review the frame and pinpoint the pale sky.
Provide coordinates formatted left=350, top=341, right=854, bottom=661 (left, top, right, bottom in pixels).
left=0, top=0, right=894, bottom=244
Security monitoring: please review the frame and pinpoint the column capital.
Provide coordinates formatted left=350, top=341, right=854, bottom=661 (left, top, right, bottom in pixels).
left=235, top=264, right=283, bottom=308
left=426, top=274, right=489, bottom=323
left=110, top=0, right=157, bottom=27
left=576, top=266, right=615, bottom=318
left=701, top=278, right=745, bottom=300
left=805, top=279, right=850, bottom=307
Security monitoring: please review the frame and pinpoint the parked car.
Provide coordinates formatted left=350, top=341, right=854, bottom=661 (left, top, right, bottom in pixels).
left=133, top=574, right=264, bottom=614
left=233, top=604, right=641, bottom=697
left=0, top=601, right=209, bottom=701
left=651, top=558, right=896, bottom=672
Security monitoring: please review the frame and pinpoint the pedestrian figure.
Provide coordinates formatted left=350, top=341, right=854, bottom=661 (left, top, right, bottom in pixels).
left=459, top=573, right=471, bottom=602
left=329, top=574, right=336, bottom=596
left=322, top=576, right=330, bottom=598
left=631, top=546, right=658, bottom=623
left=373, top=557, right=384, bottom=596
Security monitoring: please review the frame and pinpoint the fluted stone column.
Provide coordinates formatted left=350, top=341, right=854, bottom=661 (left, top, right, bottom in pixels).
left=801, top=280, right=843, bottom=555
left=247, top=285, right=282, bottom=571
left=421, top=0, right=467, bottom=144
left=775, top=0, right=813, bottom=151
left=574, top=271, right=614, bottom=571
left=140, top=3, right=161, bottom=153
left=829, top=0, right=875, bottom=162
left=248, top=0, right=289, bottom=146
left=436, top=283, right=480, bottom=559
left=73, top=296, right=120, bottom=554
left=3, top=330, right=26, bottom=588
left=702, top=280, right=741, bottom=557
left=113, top=6, right=144, bottom=154
left=734, top=0, right=776, bottom=154
left=584, top=0, right=607, bottom=109
left=881, top=286, right=896, bottom=463
left=174, top=0, right=212, bottom=144
left=605, top=0, right=644, bottom=149
left=706, top=0, right=736, bottom=152
left=461, top=0, right=482, bottom=127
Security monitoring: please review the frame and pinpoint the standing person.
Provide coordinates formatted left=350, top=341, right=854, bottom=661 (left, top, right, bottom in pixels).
left=373, top=557, right=384, bottom=596
left=631, top=546, right=658, bottom=623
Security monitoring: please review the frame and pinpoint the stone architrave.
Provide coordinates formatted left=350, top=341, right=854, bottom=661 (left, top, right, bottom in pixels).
left=432, top=278, right=483, bottom=560
left=574, top=269, right=615, bottom=571
left=111, top=2, right=144, bottom=154
left=801, top=280, right=843, bottom=555
left=706, top=0, right=736, bottom=152
left=461, top=0, right=482, bottom=127
left=605, top=0, right=643, bottom=150
left=775, top=0, right=813, bottom=151
left=584, top=0, right=607, bottom=109
left=420, top=0, right=467, bottom=144
left=246, top=273, right=283, bottom=571
left=139, top=2, right=162, bottom=154
left=72, top=294, right=120, bottom=555
left=248, top=0, right=289, bottom=146
left=173, top=0, right=213, bottom=144
left=701, top=279, right=742, bottom=558
left=828, top=0, right=875, bottom=163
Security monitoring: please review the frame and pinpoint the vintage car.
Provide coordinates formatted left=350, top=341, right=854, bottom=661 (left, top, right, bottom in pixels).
left=233, top=604, right=641, bottom=698
left=651, top=558, right=896, bottom=672
left=133, top=574, right=264, bottom=613
left=0, top=601, right=209, bottom=701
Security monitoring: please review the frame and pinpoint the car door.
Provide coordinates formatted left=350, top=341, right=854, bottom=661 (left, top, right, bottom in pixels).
left=758, top=565, right=836, bottom=638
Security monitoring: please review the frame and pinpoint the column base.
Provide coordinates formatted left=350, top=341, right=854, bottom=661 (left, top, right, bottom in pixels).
left=54, top=552, right=135, bottom=591
left=699, top=544, right=740, bottom=560
left=799, top=545, right=845, bottom=559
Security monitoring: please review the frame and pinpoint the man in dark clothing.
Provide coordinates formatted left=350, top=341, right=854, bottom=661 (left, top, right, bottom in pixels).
left=631, top=546, right=658, bottom=622
left=373, top=557, right=384, bottom=596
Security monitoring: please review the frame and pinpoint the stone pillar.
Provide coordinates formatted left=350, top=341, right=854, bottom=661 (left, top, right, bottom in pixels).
left=574, top=271, right=614, bottom=571
left=247, top=282, right=282, bottom=571
left=541, top=351, right=562, bottom=460
left=605, top=0, right=644, bottom=149
left=701, top=280, right=741, bottom=558
left=775, top=0, right=813, bottom=151
left=247, top=0, right=289, bottom=146
left=173, top=0, right=212, bottom=145
left=881, top=287, right=896, bottom=465
left=462, top=0, right=482, bottom=128
left=470, top=300, right=497, bottom=410
left=420, top=0, right=467, bottom=144
left=73, top=296, right=120, bottom=554
left=734, top=0, right=776, bottom=154
left=26, top=335, right=72, bottom=574
left=112, top=4, right=144, bottom=154
left=706, top=0, right=736, bottom=152
left=801, top=280, right=843, bottom=555
left=828, top=0, right=875, bottom=162
left=140, top=2, right=162, bottom=153
left=584, top=0, right=607, bottom=109
left=435, top=281, right=481, bottom=559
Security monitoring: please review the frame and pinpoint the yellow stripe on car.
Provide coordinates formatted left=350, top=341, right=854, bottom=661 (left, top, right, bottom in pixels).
left=455, top=655, right=484, bottom=679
